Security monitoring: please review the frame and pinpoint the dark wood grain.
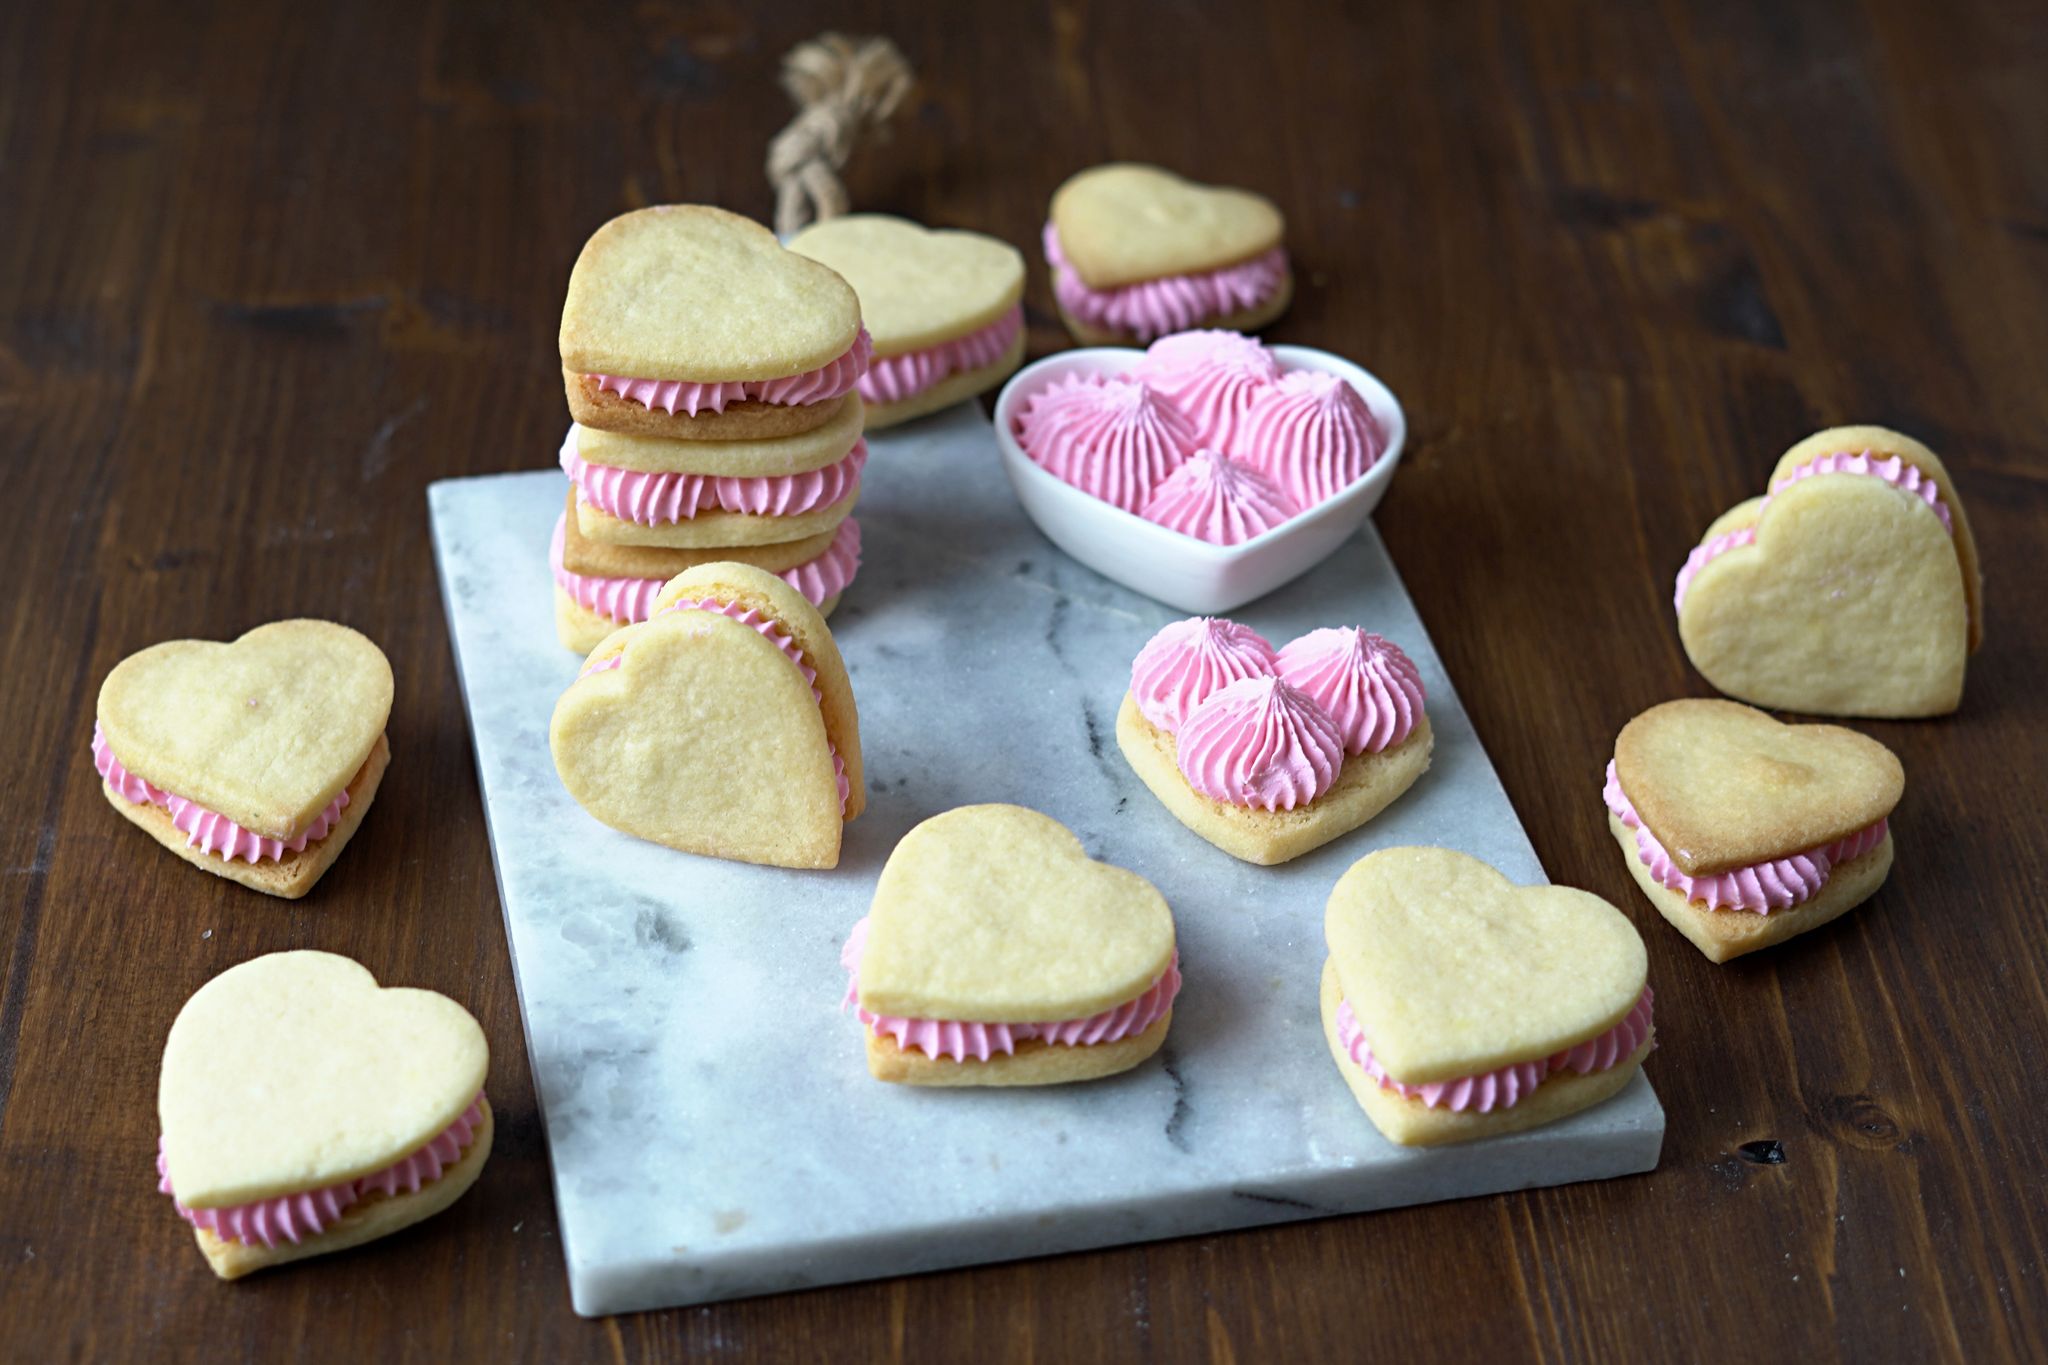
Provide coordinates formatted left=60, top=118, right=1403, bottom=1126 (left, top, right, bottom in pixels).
left=3, top=0, right=2045, bottom=1359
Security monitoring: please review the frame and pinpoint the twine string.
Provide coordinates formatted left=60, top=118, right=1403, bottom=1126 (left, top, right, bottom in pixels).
left=766, top=33, right=913, bottom=237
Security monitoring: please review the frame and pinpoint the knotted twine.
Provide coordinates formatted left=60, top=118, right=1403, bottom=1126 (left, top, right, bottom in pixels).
left=766, top=33, right=914, bottom=238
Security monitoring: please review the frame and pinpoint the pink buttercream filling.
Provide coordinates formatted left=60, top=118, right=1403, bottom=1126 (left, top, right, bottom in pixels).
left=839, top=917, right=1181, bottom=1062
left=1130, top=616, right=1279, bottom=732
left=1672, top=450, right=1955, bottom=610
left=550, top=514, right=861, bottom=624
left=1275, top=628, right=1426, bottom=755
left=1045, top=224, right=1289, bottom=343
left=1336, top=989, right=1653, bottom=1113
left=562, top=429, right=866, bottom=526
left=157, top=1095, right=485, bottom=1249
left=587, top=329, right=872, bottom=416
left=92, top=725, right=350, bottom=863
left=1176, top=675, right=1346, bottom=811
left=1603, top=761, right=1888, bottom=913
left=859, top=306, right=1023, bottom=405
left=1139, top=449, right=1299, bottom=545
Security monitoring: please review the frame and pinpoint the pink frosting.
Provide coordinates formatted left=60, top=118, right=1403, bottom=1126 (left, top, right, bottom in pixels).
left=587, top=330, right=872, bottom=416
left=1044, top=224, right=1289, bottom=343
left=1673, top=450, right=1955, bottom=611
left=1175, top=676, right=1345, bottom=811
left=550, top=514, right=861, bottom=626
left=1139, top=450, right=1299, bottom=545
left=839, top=917, right=1181, bottom=1062
left=1603, top=761, right=1889, bottom=913
left=1275, top=628, right=1426, bottom=754
left=157, top=1096, right=485, bottom=1249
left=561, top=429, right=866, bottom=526
left=1128, top=329, right=1283, bottom=451
left=1014, top=374, right=1197, bottom=513
left=92, top=725, right=349, bottom=863
left=1129, top=617, right=1280, bottom=732
left=859, top=306, right=1023, bottom=405
left=1337, top=988, right=1654, bottom=1113
left=1239, top=370, right=1386, bottom=507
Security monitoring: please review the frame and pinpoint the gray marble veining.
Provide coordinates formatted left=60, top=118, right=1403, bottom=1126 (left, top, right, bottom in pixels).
left=427, top=404, right=1663, bottom=1317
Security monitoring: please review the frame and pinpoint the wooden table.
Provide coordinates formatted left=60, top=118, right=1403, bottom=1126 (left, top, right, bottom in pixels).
left=4, top=1, right=2043, bottom=1358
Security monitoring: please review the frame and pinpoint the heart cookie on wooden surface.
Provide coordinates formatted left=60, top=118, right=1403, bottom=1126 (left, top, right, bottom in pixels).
left=550, top=562, right=863, bottom=869
left=1676, top=425, right=1978, bottom=718
left=1051, top=164, right=1284, bottom=287
left=1322, top=847, right=1652, bottom=1147
left=157, top=951, right=491, bottom=1278
left=845, top=805, right=1180, bottom=1086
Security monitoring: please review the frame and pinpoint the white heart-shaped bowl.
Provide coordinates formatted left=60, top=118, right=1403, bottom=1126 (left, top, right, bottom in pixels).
left=992, top=345, right=1407, bottom=614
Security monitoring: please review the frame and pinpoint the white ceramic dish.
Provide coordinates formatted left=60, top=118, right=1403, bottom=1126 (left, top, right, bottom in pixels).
left=992, top=344, right=1407, bottom=614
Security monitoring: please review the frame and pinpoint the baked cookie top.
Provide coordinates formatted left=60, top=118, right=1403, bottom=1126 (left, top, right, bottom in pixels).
left=789, top=214, right=1025, bottom=356
left=559, top=205, right=863, bottom=382
left=1050, top=163, right=1285, bottom=288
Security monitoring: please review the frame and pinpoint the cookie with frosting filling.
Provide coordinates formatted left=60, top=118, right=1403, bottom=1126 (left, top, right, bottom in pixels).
left=1604, top=698, right=1902, bottom=962
left=156, top=951, right=491, bottom=1278
left=1324, top=847, right=1654, bottom=1147
left=1116, top=617, right=1432, bottom=864
left=1045, top=164, right=1292, bottom=344
left=93, top=620, right=393, bottom=899
left=842, top=804, right=1179, bottom=1085
left=560, top=205, right=871, bottom=440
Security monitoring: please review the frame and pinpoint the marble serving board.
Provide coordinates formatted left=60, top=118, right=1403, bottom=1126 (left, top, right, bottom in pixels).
left=428, top=404, right=1663, bottom=1318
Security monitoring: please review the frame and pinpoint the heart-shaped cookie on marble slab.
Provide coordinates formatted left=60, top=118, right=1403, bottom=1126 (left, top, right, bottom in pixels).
left=1051, top=164, right=1284, bottom=287
left=1322, top=847, right=1652, bottom=1147
left=550, top=562, right=863, bottom=869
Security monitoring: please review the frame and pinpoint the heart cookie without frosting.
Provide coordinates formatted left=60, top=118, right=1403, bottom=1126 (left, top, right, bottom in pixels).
left=99, top=619, right=392, bottom=838
left=860, top=805, right=1175, bottom=1023
left=1678, top=426, right=1977, bottom=718
left=550, top=562, right=863, bottom=868
left=159, top=952, right=487, bottom=1211
left=1326, top=848, right=1646, bottom=1086
left=1051, top=163, right=1285, bottom=287
left=1615, top=699, right=1903, bottom=876
left=789, top=214, right=1025, bottom=356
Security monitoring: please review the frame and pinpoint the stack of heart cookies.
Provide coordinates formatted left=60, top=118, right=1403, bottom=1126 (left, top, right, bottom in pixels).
left=551, top=206, right=870, bottom=654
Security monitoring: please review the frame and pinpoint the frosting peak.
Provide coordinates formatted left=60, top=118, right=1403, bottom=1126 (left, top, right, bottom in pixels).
left=1130, top=617, right=1280, bottom=732
left=1174, top=676, right=1344, bottom=811
left=1015, top=374, right=1197, bottom=513
left=1129, top=330, right=1283, bottom=451
left=1240, top=370, right=1386, bottom=507
left=1139, top=449, right=1299, bottom=545
left=1275, top=628, right=1426, bottom=754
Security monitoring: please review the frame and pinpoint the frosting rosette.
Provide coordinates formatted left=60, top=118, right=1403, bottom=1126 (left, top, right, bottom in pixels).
left=1239, top=370, right=1386, bottom=507
left=1175, top=676, right=1345, bottom=811
left=1129, top=617, right=1280, bottom=732
left=1129, top=329, right=1283, bottom=451
left=1275, top=628, right=1426, bottom=754
left=1014, top=374, right=1197, bottom=513
left=1139, top=450, right=1298, bottom=545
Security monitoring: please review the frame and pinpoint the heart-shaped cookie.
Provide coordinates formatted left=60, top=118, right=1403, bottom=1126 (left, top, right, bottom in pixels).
left=789, top=214, right=1025, bottom=356
left=550, top=562, right=863, bottom=869
left=1615, top=699, right=1902, bottom=876
left=1051, top=164, right=1284, bottom=287
left=1678, top=426, right=1977, bottom=717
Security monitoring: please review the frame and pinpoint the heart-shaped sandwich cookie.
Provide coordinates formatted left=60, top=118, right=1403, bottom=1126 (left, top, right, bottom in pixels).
left=789, top=214, right=1028, bottom=430
left=559, top=205, right=871, bottom=441
left=93, top=620, right=393, bottom=899
left=1676, top=425, right=1981, bottom=718
left=843, top=805, right=1180, bottom=1086
left=1323, top=848, right=1654, bottom=1147
left=157, top=951, right=491, bottom=1279
left=1603, top=699, right=1903, bottom=962
left=551, top=561, right=864, bottom=869
left=1046, top=163, right=1292, bottom=344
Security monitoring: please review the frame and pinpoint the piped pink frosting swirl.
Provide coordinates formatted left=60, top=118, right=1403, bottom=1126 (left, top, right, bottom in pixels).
left=1130, top=617, right=1280, bottom=732
left=1129, top=329, right=1283, bottom=451
left=561, top=429, right=866, bottom=526
left=93, top=725, right=349, bottom=863
left=157, top=1095, right=485, bottom=1249
left=839, top=917, right=1180, bottom=1062
left=587, top=330, right=872, bottom=416
left=550, top=514, right=861, bottom=625
left=1240, top=370, right=1386, bottom=506
left=1045, top=224, right=1289, bottom=343
left=1337, top=989, right=1653, bottom=1113
left=1139, top=450, right=1298, bottom=545
left=859, top=306, right=1023, bottom=405
left=1175, top=676, right=1345, bottom=811
left=1275, top=628, right=1426, bottom=754
left=1603, top=761, right=1888, bottom=913
left=1015, top=374, right=1197, bottom=513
